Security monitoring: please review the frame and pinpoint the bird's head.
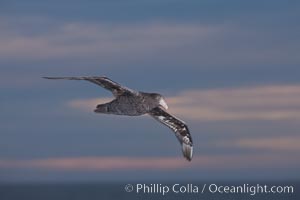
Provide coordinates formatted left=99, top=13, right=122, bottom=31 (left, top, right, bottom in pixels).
left=150, top=93, right=168, bottom=110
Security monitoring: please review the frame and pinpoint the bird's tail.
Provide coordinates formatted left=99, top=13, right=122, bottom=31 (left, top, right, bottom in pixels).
left=182, top=143, right=193, bottom=161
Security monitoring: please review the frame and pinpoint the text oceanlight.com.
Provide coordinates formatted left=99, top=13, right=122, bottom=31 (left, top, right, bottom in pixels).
left=124, top=183, right=294, bottom=196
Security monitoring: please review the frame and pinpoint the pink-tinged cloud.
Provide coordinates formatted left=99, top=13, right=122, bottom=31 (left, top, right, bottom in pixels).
left=0, top=154, right=299, bottom=171
left=0, top=20, right=220, bottom=63
left=231, top=136, right=300, bottom=151
left=0, top=157, right=189, bottom=171
left=68, top=84, right=300, bottom=121
left=68, top=97, right=113, bottom=112
left=0, top=18, right=299, bottom=66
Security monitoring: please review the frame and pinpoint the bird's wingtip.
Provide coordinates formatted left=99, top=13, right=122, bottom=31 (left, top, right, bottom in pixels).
left=182, top=143, right=193, bottom=161
left=42, top=76, right=60, bottom=79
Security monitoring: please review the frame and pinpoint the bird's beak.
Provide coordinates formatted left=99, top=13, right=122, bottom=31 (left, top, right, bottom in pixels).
left=159, top=98, right=168, bottom=110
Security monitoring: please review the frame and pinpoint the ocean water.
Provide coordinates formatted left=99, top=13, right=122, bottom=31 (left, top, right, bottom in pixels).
left=0, top=181, right=298, bottom=200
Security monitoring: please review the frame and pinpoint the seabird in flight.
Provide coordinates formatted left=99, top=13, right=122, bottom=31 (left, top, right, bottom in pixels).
left=43, top=76, right=193, bottom=161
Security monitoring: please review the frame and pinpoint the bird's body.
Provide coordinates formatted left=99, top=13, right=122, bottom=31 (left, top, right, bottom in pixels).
left=44, top=76, right=193, bottom=161
left=95, top=92, right=164, bottom=116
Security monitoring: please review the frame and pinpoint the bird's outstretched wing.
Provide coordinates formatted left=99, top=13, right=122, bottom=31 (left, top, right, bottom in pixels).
left=43, top=76, right=135, bottom=97
left=149, top=107, right=193, bottom=161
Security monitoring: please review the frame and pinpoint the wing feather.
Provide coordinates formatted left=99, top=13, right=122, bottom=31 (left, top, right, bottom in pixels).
left=43, top=76, right=135, bottom=97
left=149, top=107, right=193, bottom=161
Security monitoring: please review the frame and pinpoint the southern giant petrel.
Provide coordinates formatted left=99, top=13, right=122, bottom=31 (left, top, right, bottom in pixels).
left=44, top=76, right=193, bottom=161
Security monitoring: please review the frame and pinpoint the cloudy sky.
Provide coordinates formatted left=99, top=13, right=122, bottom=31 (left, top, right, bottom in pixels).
left=0, top=0, right=300, bottom=182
